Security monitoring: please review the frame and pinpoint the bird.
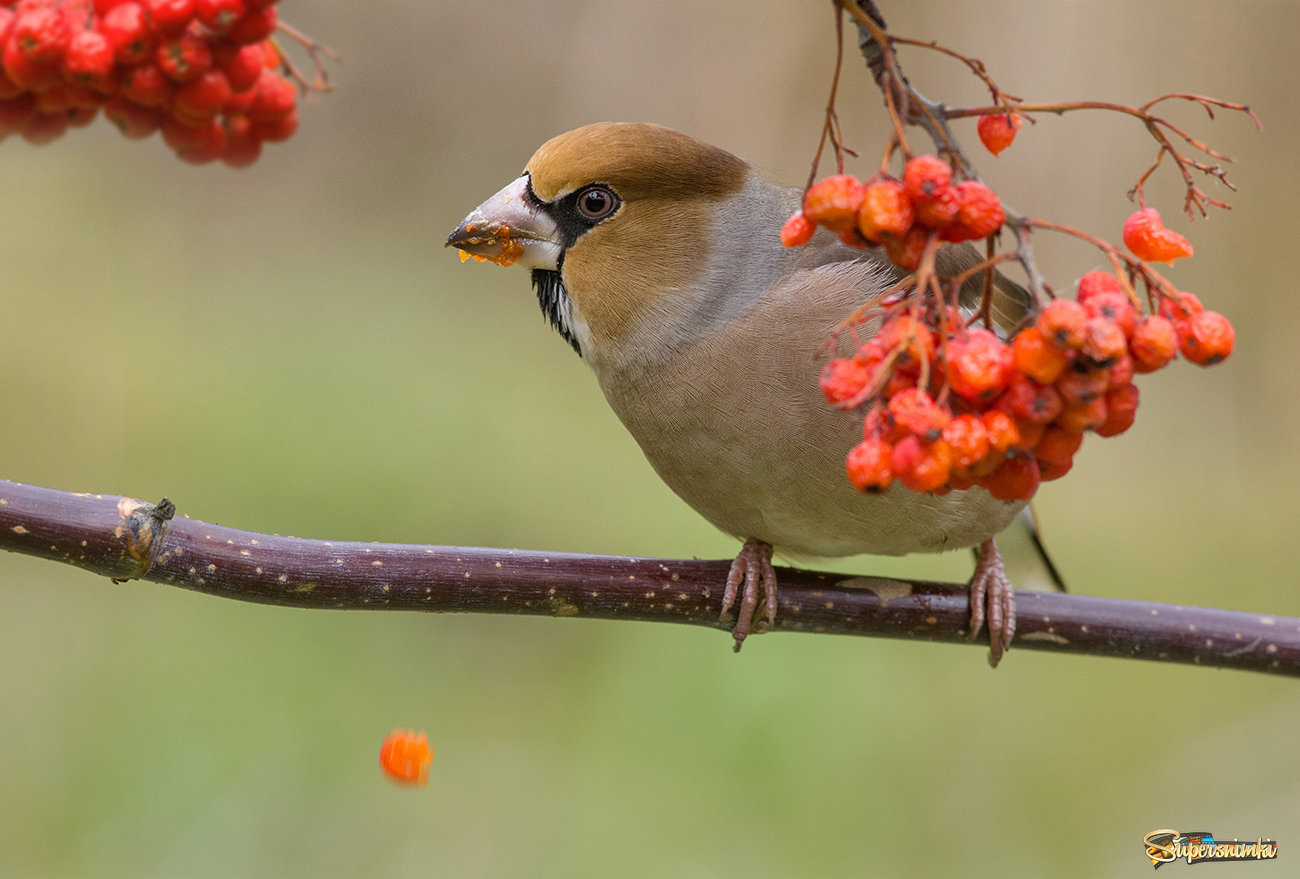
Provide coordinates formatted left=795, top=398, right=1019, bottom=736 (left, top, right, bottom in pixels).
left=446, top=121, right=1042, bottom=665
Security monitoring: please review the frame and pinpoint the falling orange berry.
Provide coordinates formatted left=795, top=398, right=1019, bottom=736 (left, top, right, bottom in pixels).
left=380, top=729, right=433, bottom=786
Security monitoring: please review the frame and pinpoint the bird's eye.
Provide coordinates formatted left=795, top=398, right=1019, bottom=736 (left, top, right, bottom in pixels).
left=575, top=185, right=618, bottom=220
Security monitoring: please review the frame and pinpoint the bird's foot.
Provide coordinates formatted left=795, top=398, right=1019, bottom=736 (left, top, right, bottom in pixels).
left=967, top=537, right=1016, bottom=667
left=720, top=538, right=777, bottom=652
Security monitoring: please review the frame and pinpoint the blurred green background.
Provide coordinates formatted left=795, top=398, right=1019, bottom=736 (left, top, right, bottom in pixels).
left=2, top=1, right=1297, bottom=876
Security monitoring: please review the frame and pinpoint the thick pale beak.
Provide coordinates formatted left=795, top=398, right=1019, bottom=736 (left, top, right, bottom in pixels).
left=445, top=174, right=561, bottom=270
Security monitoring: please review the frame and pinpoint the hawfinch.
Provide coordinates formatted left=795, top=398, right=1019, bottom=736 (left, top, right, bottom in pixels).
left=447, top=122, right=1037, bottom=664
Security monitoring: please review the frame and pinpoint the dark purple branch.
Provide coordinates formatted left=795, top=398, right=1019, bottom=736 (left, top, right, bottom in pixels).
left=1, top=478, right=1296, bottom=676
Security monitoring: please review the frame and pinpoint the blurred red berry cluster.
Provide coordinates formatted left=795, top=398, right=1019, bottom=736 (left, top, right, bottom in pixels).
left=781, top=154, right=1005, bottom=270
left=0, top=0, right=297, bottom=165
left=819, top=270, right=1234, bottom=502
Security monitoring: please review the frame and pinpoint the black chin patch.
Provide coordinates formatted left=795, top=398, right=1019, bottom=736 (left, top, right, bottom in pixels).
left=531, top=269, right=581, bottom=356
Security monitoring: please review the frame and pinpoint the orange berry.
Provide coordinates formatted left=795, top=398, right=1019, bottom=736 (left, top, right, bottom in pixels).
left=978, top=453, right=1040, bottom=501
left=1010, top=417, right=1046, bottom=453
left=914, top=186, right=959, bottom=229
left=1055, top=396, right=1108, bottom=433
left=890, top=434, right=953, bottom=493
left=1035, top=299, right=1088, bottom=350
left=1034, top=425, right=1083, bottom=466
left=1094, top=382, right=1140, bottom=437
left=1082, top=291, right=1137, bottom=338
left=946, top=328, right=1015, bottom=403
left=780, top=211, right=815, bottom=247
left=1080, top=317, right=1128, bottom=367
left=819, top=358, right=871, bottom=408
left=1159, top=291, right=1204, bottom=326
left=846, top=437, right=894, bottom=492
left=902, top=154, right=952, bottom=202
left=1075, top=270, right=1123, bottom=304
left=883, top=224, right=930, bottom=270
left=942, top=413, right=991, bottom=469
left=981, top=409, right=1021, bottom=453
left=1107, top=353, right=1135, bottom=387
left=1129, top=315, right=1178, bottom=373
left=888, top=387, right=950, bottom=441
left=380, top=729, right=433, bottom=786
left=856, top=178, right=914, bottom=242
left=1054, top=365, right=1110, bottom=406
left=1123, top=208, right=1193, bottom=263
left=941, top=180, right=1004, bottom=242
left=1012, top=326, right=1069, bottom=385
left=1000, top=373, right=1063, bottom=424
left=877, top=313, right=935, bottom=369
left=802, top=174, right=866, bottom=233
left=1179, top=310, right=1235, bottom=365
left=977, top=112, right=1022, bottom=156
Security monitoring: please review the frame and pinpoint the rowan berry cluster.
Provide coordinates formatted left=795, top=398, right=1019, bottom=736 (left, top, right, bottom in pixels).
left=780, top=154, right=1005, bottom=270
left=817, top=270, right=1235, bottom=502
left=0, top=0, right=297, bottom=165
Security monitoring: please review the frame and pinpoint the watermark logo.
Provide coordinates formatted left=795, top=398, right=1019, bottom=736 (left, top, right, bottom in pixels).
left=1143, top=830, right=1278, bottom=868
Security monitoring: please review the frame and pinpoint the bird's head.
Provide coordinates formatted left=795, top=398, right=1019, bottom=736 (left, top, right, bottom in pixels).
left=446, top=123, right=801, bottom=366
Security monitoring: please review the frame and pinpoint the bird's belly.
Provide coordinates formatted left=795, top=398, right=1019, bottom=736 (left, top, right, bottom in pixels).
left=600, top=367, right=1024, bottom=558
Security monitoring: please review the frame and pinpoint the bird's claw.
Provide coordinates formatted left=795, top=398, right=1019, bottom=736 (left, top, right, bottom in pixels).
left=720, top=538, right=777, bottom=652
left=968, top=537, right=1016, bottom=667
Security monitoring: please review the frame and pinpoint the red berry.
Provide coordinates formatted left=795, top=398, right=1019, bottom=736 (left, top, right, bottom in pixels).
left=103, top=93, right=160, bottom=138
left=856, top=178, right=913, bottom=242
left=173, top=67, right=231, bottom=117
left=876, top=313, right=935, bottom=369
left=981, top=410, right=1021, bottom=453
left=882, top=224, right=929, bottom=271
left=1178, top=310, right=1235, bottom=366
left=249, top=105, right=295, bottom=142
left=1082, top=291, right=1136, bottom=338
left=1094, top=382, right=1140, bottom=437
left=12, top=7, right=69, bottom=63
left=780, top=211, right=815, bottom=248
left=1129, top=315, right=1178, bottom=373
left=978, top=454, right=1040, bottom=501
left=120, top=59, right=170, bottom=104
left=249, top=68, right=294, bottom=120
left=1123, top=208, right=1193, bottom=264
left=1080, top=317, right=1128, bottom=367
left=1035, top=298, right=1088, bottom=350
left=977, top=112, right=1021, bottom=156
left=1012, top=326, right=1069, bottom=385
left=902, top=154, right=952, bottom=202
left=1054, top=365, right=1109, bottom=406
left=1075, top=270, right=1123, bottom=304
left=1033, top=425, right=1083, bottom=467
left=819, top=358, right=871, bottom=408
left=21, top=109, right=70, bottom=144
left=3, top=38, right=59, bottom=91
left=1055, top=397, right=1108, bottom=434
left=195, top=0, right=244, bottom=32
left=145, top=0, right=195, bottom=34
left=223, top=4, right=275, bottom=44
left=941, top=180, right=1004, bottom=242
left=1000, top=373, right=1063, bottom=424
left=156, top=29, right=212, bottom=82
left=946, top=328, right=1015, bottom=403
left=100, top=2, right=154, bottom=64
left=913, top=186, right=958, bottom=229
left=943, top=413, right=991, bottom=470
left=887, top=387, right=949, bottom=441
left=802, top=174, right=866, bottom=234
left=220, top=113, right=262, bottom=166
left=891, top=434, right=953, bottom=493
left=1159, top=291, right=1204, bottom=325
left=846, top=437, right=894, bottom=492
left=61, top=28, right=114, bottom=87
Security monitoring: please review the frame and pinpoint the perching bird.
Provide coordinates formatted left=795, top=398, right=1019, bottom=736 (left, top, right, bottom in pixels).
left=447, top=122, right=1040, bottom=664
